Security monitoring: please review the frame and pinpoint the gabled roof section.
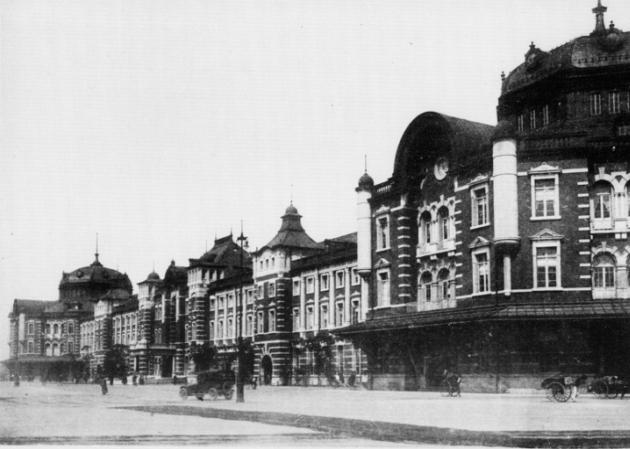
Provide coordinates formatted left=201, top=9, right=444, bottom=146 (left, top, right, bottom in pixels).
left=189, top=234, right=252, bottom=269
left=258, top=204, right=321, bottom=253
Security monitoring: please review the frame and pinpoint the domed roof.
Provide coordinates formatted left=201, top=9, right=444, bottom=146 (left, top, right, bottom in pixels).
left=284, top=203, right=299, bottom=215
left=146, top=271, right=160, bottom=281
left=59, top=253, right=132, bottom=292
left=357, top=172, right=374, bottom=191
left=502, top=3, right=630, bottom=97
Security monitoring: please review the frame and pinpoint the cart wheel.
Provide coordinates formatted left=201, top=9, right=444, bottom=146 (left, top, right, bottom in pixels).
left=546, top=382, right=567, bottom=402
left=224, top=387, right=234, bottom=400
left=207, top=388, right=219, bottom=401
left=179, top=386, right=188, bottom=400
left=591, top=380, right=608, bottom=399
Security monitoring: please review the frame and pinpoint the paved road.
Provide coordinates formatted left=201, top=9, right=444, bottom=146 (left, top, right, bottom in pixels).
left=3, top=381, right=630, bottom=446
left=0, top=382, right=414, bottom=446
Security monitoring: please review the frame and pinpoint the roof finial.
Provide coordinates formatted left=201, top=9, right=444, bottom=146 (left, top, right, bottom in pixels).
left=95, top=232, right=99, bottom=262
left=290, top=183, right=294, bottom=206
left=364, top=154, right=368, bottom=174
left=592, top=0, right=607, bottom=34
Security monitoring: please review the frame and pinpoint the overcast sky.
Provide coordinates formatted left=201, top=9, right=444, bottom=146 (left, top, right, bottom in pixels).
left=2, top=0, right=628, bottom=360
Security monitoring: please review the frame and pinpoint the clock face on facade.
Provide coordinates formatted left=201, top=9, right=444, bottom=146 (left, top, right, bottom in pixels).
left=434, top=157, right=449, bottom=180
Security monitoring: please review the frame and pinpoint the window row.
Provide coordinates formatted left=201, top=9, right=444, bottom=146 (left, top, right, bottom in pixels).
left=297, top=268, right=360, bottom=295
left=418, top=269, right=456, bottom=302
left=43, top=342, right=74, bottom=356
left=43, top=322, right=75, bottom=335
left=292, top=300, right=360, bottom=331
left=589, top=91, right=630, bottom=116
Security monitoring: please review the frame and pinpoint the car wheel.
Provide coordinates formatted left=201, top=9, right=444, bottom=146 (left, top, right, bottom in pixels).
left=207, top=388, right=219, bottom=401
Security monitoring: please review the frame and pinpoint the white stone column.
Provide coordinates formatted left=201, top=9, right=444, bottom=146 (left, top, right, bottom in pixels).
left=343, top=267, right=351, bottom=326
left=328, top=269, right=335, bottom=329
left=213, top=296, right=218, bottom=340
left=503, top=254, right=512, bottom=296
left=232, top=290, right=237, bottom=340
left=314, top=270, right=320, bottom=334
left=300, top=277, right=306, bottom=334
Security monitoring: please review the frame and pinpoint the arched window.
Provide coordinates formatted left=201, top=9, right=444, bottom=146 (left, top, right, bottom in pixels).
left=420, top=272, right=433, bottom=302
left=53, top=324, right=59, bottom=335
left=52, top=343, right=59, bottom=356
left=437, top=268, right=452, bottom=300
left=420, top=211, right=432, bottom=245
left=438, top=207, right=450, bottom=241
left=592, top=181, right=612, bottom=219
left=45, top=343, right=52, bottom=356
left=593, top=254, right=615, bottom=289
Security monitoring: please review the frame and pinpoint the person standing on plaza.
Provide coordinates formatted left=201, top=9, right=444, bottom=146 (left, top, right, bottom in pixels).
left=442, top=369, right=461, bottom=397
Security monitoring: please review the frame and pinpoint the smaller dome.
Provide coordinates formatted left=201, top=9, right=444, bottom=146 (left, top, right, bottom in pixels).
left=146, top=271, right=160, bottom=281
left=285, top=203, right=299, bottom=215
left=357, top=172, right=374, bottom=191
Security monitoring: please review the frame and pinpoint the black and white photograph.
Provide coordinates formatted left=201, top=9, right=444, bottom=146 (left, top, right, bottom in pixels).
left=2, top=0, right=630, bottom=447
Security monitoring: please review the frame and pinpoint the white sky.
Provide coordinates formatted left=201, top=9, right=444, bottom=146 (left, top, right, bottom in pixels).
left=1, top=0, right=628, bottom=360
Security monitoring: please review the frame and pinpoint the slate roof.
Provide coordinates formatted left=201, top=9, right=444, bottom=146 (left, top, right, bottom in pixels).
left=258, top=204, right=321, bottom=252
left=190, top=235, right=251, bottom=268
left=334, top=301, right=630, bottom=335
left=59, top=254, right=132, bottom=292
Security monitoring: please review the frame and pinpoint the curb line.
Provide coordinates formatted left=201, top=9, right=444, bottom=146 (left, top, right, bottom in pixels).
left=121, top=405, right=630, bottom=448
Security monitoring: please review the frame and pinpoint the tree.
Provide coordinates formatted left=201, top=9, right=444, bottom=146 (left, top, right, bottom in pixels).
left=190, top=342, right=215, bottom=372
left=104, top=344, right=128, bottom=380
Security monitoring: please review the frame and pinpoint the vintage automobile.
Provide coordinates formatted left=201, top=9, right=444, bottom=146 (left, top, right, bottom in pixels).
left=179, top=370, right=235, bottom=401
left=589, top=376, right=629, bottom=399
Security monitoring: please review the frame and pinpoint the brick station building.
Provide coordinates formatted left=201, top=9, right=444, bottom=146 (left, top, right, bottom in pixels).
left=336, top=2, right=630, bottom=391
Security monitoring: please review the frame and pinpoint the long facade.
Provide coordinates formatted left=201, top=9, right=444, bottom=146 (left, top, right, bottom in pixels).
left=6, top=2, right=630, bottom=392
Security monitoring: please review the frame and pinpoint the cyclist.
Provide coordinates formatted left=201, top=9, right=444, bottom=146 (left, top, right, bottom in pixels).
left=442, top=369, right=461, bottom=397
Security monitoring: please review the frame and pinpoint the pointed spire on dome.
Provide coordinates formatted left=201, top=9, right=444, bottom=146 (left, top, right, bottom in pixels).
left=92, top=233, right=102, bottom=267
left=357, top=154, right=374, bottom=192
left=592, top=0, right=607, bottom=35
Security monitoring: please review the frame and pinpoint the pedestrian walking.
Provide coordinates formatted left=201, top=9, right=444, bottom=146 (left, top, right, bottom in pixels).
left=132, top=373, right=137, bottom=386
left=100, top=376, right=108, bottom=395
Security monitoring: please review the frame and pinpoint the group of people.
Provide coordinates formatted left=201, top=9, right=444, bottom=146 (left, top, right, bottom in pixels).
left=96, top=370, right=145, bottom=395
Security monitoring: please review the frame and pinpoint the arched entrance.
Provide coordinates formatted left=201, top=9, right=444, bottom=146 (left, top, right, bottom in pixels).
left=261, top=355, right=273, bottom=385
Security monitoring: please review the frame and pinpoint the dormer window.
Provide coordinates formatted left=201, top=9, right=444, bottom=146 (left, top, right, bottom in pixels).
left=542, top=104, right=550, bottom=126
left=609, top=91, right=621, bottom=114
left=529, top=110, right=537, bottom=129
left=590, top=93, right=602, bottom=116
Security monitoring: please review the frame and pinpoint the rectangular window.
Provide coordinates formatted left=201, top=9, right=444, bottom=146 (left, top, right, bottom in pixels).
left=246, top=289, right=254, bottom=303
left=293, top=308, right=300, bottom=330
left=269, top=282, right=275, bottom=297
left=335, top=303, right=344, bottom=326
left=542, top=104, right=550, bottom=126
left=376, top=270, right=390, bottom=307
left=68, top=323, right=74, bottom=334
left=609, top=91, right=621, bottom=114
left=593, top=266, right=614, bottom=288
left=68, top=342, right=73, bottom=353
left=320, top=305, right=328, bottom=328
left=351, top=268, right=360, bottom=285
left=27, top=341, right=34, bottom=353
left=529, top=109, right=536, bottom=129
left=335, top=271, right=345, bottom=288
left=306, top=276, right=315, bottom=294
left=590, top=93, right=602, bottom=116
left=376, top=216, right=390, bottom=250
left=473, top=250, right=490, bottom=293
left=257, top=312, right=264, bottom=333
left=532, top=176, right=559, bottom=218
left=471, top=185, right=489, bottom=227
left=535, top=245, right=559, bottom=288
left=246, top=315, right=253, bottom=336
left=28, top=322, right=34, bottom=335
left=517, top=114, right=524, bottom=132
left=268, top=310, right=276, bottom=332
left=306, top=306, right=314, bottom=330
left=320, top=274, right=329, bottom=291
left=292, top=279, right=300, bottom=294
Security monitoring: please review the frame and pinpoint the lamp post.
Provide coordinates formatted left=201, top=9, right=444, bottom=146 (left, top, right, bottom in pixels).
left=236, top=222, right=248, bottom=402
left=13, top=301, right=20, bottom=387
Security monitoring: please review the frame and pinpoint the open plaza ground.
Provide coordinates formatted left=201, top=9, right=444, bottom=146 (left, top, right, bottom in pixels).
left=3, top=382, right=630, bottom=446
